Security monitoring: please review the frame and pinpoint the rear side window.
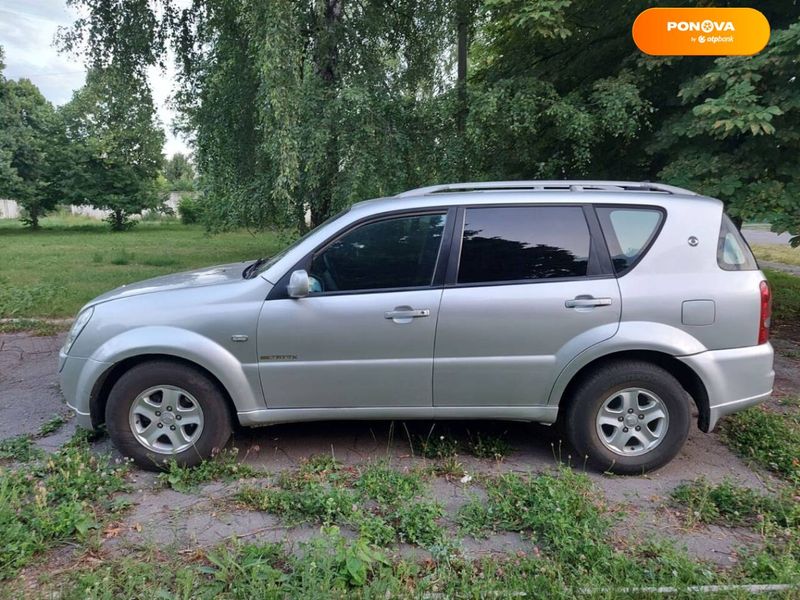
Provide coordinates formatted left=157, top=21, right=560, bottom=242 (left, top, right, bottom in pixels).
left=717, top=214, right=758, bottom=271
left=596, top=207, right=663, bottom=273
left=457, top=206, right=591, bottom=284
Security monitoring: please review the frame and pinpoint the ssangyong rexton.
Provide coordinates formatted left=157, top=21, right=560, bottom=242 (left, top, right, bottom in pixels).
left=59, top=181, right=775, bottom=473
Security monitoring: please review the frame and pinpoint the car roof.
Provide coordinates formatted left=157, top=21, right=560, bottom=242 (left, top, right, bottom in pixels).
left=350, top=181, right=720, bottom=215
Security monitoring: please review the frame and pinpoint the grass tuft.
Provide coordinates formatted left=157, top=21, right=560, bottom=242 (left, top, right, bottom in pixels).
left=0, top=434, right=129, bottom=579
left=723, top=408, right=800, bottom=485
left=0, top=435, right=42, bottom=462
left=158, top=448, right=258, bottom=492
left=671, top=478, right=799, bottom=529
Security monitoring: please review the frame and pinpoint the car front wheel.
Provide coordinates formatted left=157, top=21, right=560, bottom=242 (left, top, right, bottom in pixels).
left=564, top=360, right=690, bottom=474
left=106, top=360, right=233, bottom=470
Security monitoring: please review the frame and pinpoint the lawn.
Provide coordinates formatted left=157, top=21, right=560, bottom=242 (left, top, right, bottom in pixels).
left=753, top=244, right=800, bottom=267
left=0, top=216, right=283, bottom=319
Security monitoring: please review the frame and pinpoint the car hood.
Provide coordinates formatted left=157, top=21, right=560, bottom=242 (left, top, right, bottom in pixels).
left=86, top=262, right=251, bottom=306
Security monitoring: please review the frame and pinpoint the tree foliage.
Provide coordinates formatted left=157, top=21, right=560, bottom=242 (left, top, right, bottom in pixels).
left=164, top=152, right=195, bottom=191
left=58, top=1, right=800, bottom=241
left=59, top=67, right=165, bottom=230
left=0, top=48, right=63, bottom=228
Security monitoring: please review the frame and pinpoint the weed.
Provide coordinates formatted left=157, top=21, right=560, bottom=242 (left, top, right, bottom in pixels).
left=0, top=318, right=67, bottom=336
left=394, top=500, right=444, bottom=546
left=466, top=431, right=511, bottom=460
left=723, top=408, right=800, bottom=485
left=64, top=427, right=105, bottom=449
left=238, top=460, right=444, bottom=548
left=0, top=284, right=60, bottom=318
left=158, top=448, right=258, bottom=492
left=109, top=249, right=133, bottom=265
left=140, top=256, right=180, bottom=267
left=0, top=435, right=42, bottom=462
left=434, top=455, right=466, bottom=478
left=414, top=431, right=459, bottom=459
left=38, top=415, right=67, bottom=437
left=0, top=440, right=128, bottom=578
left=355, top=462, right=424, bottom=505
left=671, top=478, right=799, bottom=528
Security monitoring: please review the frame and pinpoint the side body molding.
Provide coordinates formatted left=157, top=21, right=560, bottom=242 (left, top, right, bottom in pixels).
left=547, top=321, right=708, bottom=406
left=88, top=326, right=265, bottom=413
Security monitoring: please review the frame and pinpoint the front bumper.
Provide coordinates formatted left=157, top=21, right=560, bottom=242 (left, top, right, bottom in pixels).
left=679, top=343, right=774, bottom=431
left=59, top=351, right=110, bottom=429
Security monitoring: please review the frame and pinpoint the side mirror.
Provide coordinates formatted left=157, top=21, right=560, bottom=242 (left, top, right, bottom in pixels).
left=287, top=269, right=310, bottom=298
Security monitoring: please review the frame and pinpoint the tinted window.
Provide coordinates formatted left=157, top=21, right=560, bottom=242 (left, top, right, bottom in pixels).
left=309, top=213, right=446, bottom=292
left=596, top=207, right=663, bottom=273
left=717, top=214, right=758, bottom=271
left=457, top=206, right=590, bottom=284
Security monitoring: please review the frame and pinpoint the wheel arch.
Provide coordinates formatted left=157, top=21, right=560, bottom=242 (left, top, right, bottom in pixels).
left=89, top=354, right=239, bottom=429
left=554, top=349, right=711, bottom=432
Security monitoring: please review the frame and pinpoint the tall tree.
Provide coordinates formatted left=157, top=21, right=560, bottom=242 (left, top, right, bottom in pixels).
left=0, top=48, right=62, bottom=228
left=164, top=152, right=195, bottom=190
left=60, top=67, right=165, bottom=230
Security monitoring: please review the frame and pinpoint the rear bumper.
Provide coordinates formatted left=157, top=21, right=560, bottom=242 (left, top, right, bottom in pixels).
left=679, top=343, right=774, bottom=431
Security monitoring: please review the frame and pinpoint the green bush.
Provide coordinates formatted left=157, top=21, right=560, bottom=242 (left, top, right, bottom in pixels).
left=178, top=194, right=202, bottom=225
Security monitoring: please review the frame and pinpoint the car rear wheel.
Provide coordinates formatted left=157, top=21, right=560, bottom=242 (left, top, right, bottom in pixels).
left=564, top=360, right=690, bottom=474
left=106, top=360, right=232, bottom=470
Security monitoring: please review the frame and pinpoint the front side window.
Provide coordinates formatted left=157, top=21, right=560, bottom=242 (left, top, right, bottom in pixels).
left=309, top=213, right=447, bottom=292
left=457, top=206, right=591, bottom=284
left=596, top=207, right=664, bottom=273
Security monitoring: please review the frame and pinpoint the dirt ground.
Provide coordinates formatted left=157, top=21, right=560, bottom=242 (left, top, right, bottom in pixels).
left=1, top=329, right=799, bottom=568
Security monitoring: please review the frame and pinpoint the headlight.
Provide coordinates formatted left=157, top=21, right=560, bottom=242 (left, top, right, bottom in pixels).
left=62, top=307, right=94, bottom=354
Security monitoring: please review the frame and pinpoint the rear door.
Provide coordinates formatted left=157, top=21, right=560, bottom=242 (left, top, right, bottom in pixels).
left=433, top=204, right=621, bottom=407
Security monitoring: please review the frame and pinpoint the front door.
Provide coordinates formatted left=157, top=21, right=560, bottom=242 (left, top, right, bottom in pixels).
left=433, top=205, right=621, bottom=407
left=257, top=211, right=450, bottom=409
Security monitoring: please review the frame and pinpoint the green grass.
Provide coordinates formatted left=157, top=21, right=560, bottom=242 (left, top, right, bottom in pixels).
left=38, top=415, right=67, bottom=437
left=0, top=217, right=283, bottom=318
left=723, top=408, right=800, bottom=486
left=0, top=318, right=68, bottom=336
left=412, top=427, right=512, bottom=461
left=0, top=435, right=43, bottom=462
left=157, top=448, right=260, bottom=492
left=0, top=434, right=129, bottom=579
left=236, top=457, right=444, bottom=548
left=753, top=244, right=800, bottom=268
left=671, top=478, right=799, bottom=529
left=764, top=269, right=800, bottom=331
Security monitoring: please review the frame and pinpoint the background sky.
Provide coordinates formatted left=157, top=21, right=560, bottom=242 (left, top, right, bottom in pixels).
left=0, top=0, right=191, bottom=157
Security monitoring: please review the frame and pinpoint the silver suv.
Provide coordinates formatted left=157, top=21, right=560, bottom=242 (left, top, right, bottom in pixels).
left=59, top=181, right=775, bottom=473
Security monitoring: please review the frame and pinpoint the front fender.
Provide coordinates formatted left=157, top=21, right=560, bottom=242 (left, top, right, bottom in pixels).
left=88, top=326, right=265, bottom=413
left=547, top=321, right=708, bottom=406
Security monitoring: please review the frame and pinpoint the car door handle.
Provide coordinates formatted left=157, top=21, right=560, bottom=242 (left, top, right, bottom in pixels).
left=384, top=308, right=431, bottom=319
left=565, top=296, right=613, bottom=308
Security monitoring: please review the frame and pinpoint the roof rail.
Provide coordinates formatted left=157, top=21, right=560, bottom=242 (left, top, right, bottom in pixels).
left=395, top=180, right=697, bottom=197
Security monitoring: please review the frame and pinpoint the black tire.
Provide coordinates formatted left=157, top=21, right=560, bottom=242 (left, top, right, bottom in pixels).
left=564, top=360, right=690, bottom=475
left=106, top=360, right=233, bottom=470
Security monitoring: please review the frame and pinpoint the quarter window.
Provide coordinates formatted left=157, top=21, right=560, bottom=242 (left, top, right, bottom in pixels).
left=596, top=207, right=663, bottom=273
left=457, top=206, right=591, bottom=284
left=717, top=214, right=758, bottom=271
left=309, top=213, right=447, bottom=292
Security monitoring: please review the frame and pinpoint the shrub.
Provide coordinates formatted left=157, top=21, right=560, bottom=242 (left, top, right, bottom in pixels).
left=178, top=194, right=202, bottom=225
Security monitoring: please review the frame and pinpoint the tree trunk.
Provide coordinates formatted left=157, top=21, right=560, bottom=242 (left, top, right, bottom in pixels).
left=112, top=209, right=125, bottom=231
left=308, top=0, right=343, bottom=229
left=456, top=0, right=469, bottom=181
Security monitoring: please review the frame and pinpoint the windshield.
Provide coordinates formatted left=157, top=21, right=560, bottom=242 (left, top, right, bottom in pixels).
left=249, top=207, right=352, bottom=278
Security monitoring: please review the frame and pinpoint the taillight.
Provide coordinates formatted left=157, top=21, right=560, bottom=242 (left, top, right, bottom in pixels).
left=758, top=280, right=771, bottom=345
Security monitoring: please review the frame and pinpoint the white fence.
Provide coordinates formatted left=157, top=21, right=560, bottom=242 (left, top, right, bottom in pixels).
left=0, top=192, right=184, bottom=220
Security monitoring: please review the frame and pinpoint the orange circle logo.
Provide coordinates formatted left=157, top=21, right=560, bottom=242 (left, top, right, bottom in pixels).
left=633, top=7, right=770, bottom=56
